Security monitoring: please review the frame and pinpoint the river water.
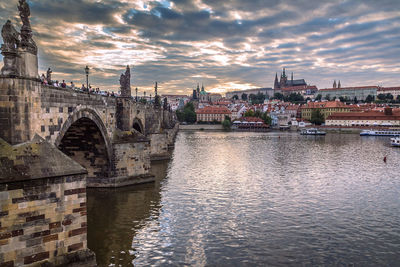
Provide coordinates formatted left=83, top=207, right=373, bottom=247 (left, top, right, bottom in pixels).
left=87, top=131, right=400, bottom=266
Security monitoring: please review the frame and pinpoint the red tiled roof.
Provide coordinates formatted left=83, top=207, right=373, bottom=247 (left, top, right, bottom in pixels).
left=324, top=101, right=348, bottom=108
left=302, top=101, right=350, bottom=109
left=378, top=87, right=400, bottom=91
left=327, top=110, right=400, bottom=121
left=196, top=106, right=231, bottom=114
left=286, top=105, right=300, bottom=110
left=302, top=102, right=325, bottom=109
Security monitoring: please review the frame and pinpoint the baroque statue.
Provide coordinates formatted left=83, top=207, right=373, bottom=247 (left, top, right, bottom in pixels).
left=18, top=0, right=31, bottom=27
left=1, top=20, right=19, bottom=75
left=1, top=0, right=39, bottom=76
left=1, top=20, right=20, bottom=52
left=120, top=65, right=131, bottom=97
left=18, top=0, right=37, bottom=54
left=163, top=97, right=168, bottom=110
left=46, top=68, right=52, bottom=84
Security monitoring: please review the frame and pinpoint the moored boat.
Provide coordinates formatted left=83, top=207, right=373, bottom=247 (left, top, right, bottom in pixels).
left=300, top=128, right=326, bottom=135
left=390, top=137, right=400, bottom=147
left=360, top=129, right=400, bottom=136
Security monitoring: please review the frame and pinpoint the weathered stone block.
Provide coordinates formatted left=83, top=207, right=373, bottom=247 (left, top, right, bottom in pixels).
left=24, top=251, right=49, bottom=264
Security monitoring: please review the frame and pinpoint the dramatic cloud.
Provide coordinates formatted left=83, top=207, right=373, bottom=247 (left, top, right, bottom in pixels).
left=0, top=0, right=399, bottom=95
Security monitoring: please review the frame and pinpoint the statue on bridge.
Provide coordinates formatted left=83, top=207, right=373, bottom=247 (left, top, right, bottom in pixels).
left=1, top=20, right=20, bottom=75
left=1, top=20, right=20, bottom=51
left=18, top=0, right=37, bottom=55
left=163, top=97, right=168, bottom=110
left=119, top=65, right=131, bottom=97
left=46, top=68, right=52, bottom=85
left=1, top=0, right=38, bottom=76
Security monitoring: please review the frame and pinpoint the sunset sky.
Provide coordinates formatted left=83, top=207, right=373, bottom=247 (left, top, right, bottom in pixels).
left=0, top=0, right=399, bottom=95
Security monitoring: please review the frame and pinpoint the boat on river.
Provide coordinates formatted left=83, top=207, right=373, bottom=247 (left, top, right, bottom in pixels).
left=390, top=137, right=400, bottom=147
left=360, top=129, right=400, bottom=136
left=300, top=128, right=326, bottom=135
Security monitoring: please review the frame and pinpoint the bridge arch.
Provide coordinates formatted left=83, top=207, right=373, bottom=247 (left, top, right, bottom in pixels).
left=132, top=118, right=144, bottom=134
left=55, top=107, right=113, bottom=179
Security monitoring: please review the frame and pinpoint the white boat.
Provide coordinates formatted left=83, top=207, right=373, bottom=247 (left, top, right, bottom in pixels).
left=300, top=128, right=326, bottom=135
left=360, top=129, right=400, bottom=136
left=390, top=137, right=400, bottom=147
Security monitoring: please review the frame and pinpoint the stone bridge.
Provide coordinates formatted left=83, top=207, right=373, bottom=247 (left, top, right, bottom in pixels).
left=0, top=76, right=178, bottom=187
left=0, top=1, right=178, bottom=188
left=0, top=2, right=178, bottom=188
left=0, top=1, right=179, bottom=265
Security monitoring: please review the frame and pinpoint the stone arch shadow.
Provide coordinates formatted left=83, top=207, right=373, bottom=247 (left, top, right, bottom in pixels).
left=132, top=118, right=144, bottom=134
left=55, top=107, right=113, bottom=178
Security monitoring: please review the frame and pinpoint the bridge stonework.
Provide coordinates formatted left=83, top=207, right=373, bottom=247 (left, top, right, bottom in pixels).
left=0, top=2, right=178, bottom=265
left=0, top=76, right=178, bottom=187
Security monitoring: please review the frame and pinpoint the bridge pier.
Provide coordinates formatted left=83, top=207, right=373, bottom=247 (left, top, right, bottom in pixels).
left=0, top=136, right=97, bottom=266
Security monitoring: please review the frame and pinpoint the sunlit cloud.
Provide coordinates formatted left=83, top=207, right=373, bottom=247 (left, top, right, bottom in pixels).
left=0, top=0, right=399, bottom=95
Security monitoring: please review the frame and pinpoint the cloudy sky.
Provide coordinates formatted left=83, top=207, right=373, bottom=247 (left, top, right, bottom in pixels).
left=0, top=0, right=399, bottom=95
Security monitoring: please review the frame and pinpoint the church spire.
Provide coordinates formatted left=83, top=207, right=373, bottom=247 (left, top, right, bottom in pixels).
left=201, top=83, right=204, bottom=91
left=338, top=80, right=341, bottom=88
left=291, top=72, right=293, bottom=83
left=333, top=80, right=337, bottom=88
left=274, top=72, right=279, bottom=89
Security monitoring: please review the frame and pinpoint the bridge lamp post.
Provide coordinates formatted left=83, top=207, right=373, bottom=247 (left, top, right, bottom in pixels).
left=84, top=65, right=90, bottom=90
left=135, top=87, right=138, bottom=102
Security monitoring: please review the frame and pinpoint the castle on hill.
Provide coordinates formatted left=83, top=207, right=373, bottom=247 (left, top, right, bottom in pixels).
left=273, top=68, right=317, bottom=96
left=274, top=68, right=307, bottom=91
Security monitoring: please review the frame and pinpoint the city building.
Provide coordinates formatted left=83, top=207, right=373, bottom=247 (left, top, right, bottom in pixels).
left=377, top=87, right=400, bottom=98
left=192, top=83, right=218, bottom=103
left=225, top=88, right=274, bottom=100
left=192, top=84, right=200, bottom=100
left=269, top=105, right=291, bottom=126
left=232, top=117, right=269, bottom=131
left=230, top=105, right=247, bottom=120
left=326, top=107, right=400, bottom=127
left=280, top=85, right=318, bottom=96
left=301, top=101, right=351, bottom=121
left=274, top=68, right=307, bottom=91
left=209, top=93, right=223, bottom=103
left=196, top=106, right=232, bottom=122
left=318, top=86, right=379, bottom=101
left=199, top=84, right=209, bottom=102
left=162, top=94, right=189, bottom=111
left=285, top=104, right=301, bottom=118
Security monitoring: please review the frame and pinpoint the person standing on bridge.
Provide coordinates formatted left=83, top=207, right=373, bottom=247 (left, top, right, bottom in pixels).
left=40, top=74, right=46, bottom=84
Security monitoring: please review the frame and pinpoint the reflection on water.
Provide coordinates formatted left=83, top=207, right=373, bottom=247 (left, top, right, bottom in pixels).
left=88, top=132, right=400, bottom=266
left=87, top=160, right=168, bottom=266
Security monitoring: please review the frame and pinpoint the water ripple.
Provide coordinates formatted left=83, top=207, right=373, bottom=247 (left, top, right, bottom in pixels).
left=88, top=132, right=400, bottom=266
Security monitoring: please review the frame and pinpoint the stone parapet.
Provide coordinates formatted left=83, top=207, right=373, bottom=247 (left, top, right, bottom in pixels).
left=0, top=137, right=96, bottom=266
